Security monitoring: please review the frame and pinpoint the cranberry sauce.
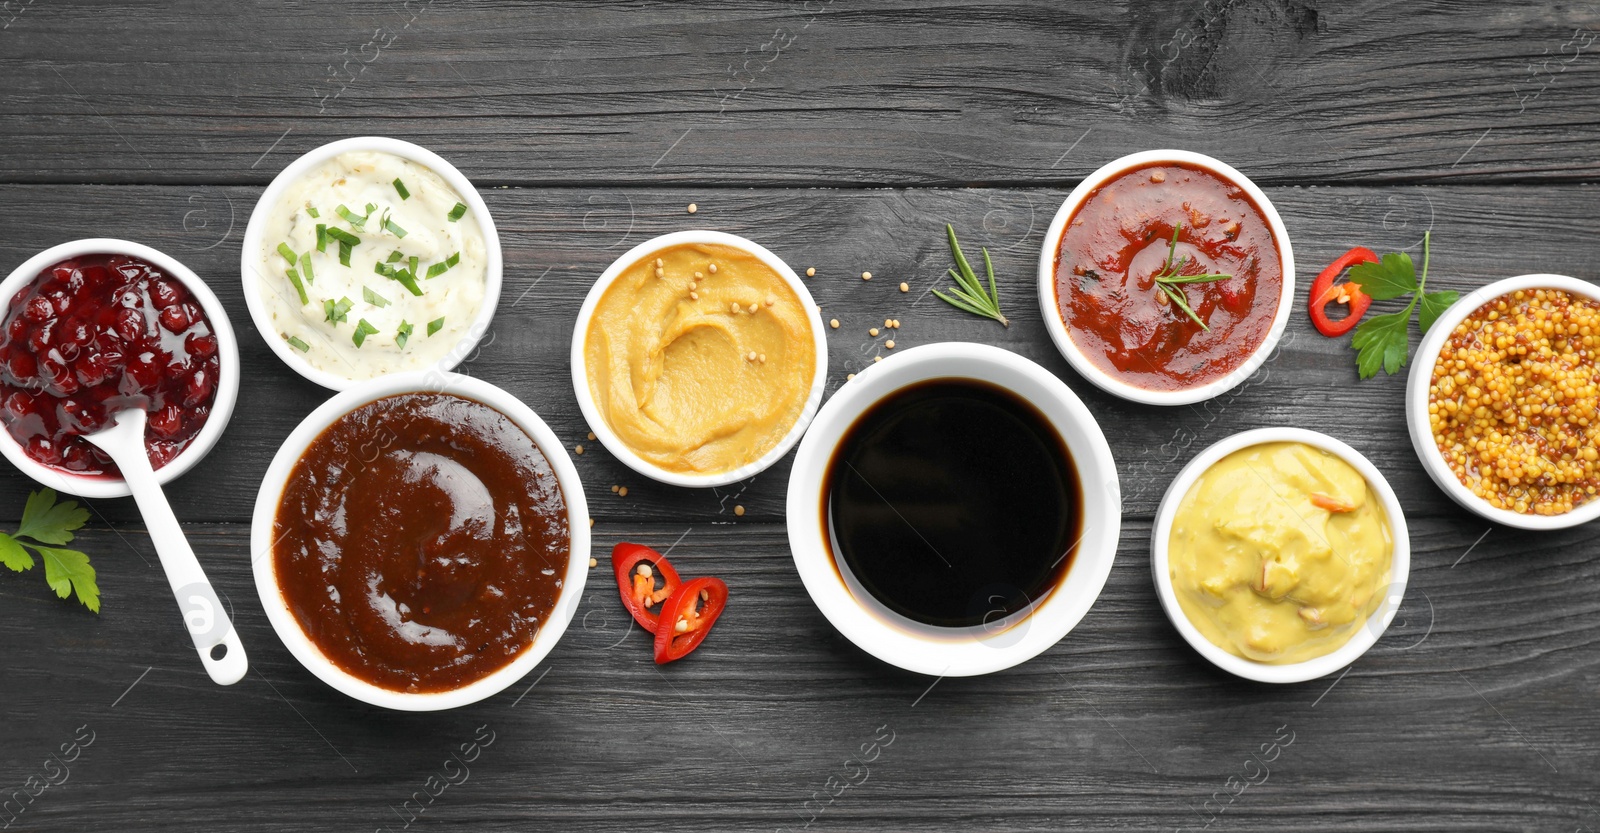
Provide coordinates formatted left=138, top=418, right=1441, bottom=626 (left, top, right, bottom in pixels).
left=0, top=254, right=220, bottom=475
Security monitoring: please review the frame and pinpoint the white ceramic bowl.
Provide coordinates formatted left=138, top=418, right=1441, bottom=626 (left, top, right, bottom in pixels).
left=1151, top=427, right=1411, bottom=684
left=0, top=238, right=240, bottom=499
left=250, top=371, right=589, bottom=711
left=786, top=342, right=1122, bottom=677
left=1036, top=149, right=1296, bottom=406
left=240, top=136, right=502, bottom=391
left=1406, top=274, right=1600, bottom=530
left=571, top=230, right=828, bottom=488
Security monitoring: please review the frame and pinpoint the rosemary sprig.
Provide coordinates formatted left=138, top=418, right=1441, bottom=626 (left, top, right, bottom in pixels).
left=933, top=224, right=1009, bottom=327
left=1153, top=221, right=1231, bottom=331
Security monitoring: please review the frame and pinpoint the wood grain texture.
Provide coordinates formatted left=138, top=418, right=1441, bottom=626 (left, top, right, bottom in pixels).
left=0, top=1, right=1597, bottom=186
left=1, top=1, right=1598, bottom=831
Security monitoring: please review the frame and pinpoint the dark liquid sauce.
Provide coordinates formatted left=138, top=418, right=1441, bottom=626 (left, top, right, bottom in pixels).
left=1053, top=162, right=1283, bottom=391
left=274, top=392, right=570, bottom=693
left=822, top=379, right=1082, bottom=628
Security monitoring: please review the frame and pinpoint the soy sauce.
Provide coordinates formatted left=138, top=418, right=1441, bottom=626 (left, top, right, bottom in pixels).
left=822, top=378, right=1081, bottom=628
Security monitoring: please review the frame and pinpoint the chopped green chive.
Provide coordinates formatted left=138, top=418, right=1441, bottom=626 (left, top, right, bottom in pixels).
left=335, top=204, right=368, bottom=229
left=315, top=224, right=328, bottom=253
left=409, top=256, right=419, bottom=278
left=393, top=178, right=410, bottom=200
left=277, top=242, right=297, bottom=265
left=447, top=203, right=467, bottom=222
left=306, top=207, right=320, bottom=219
left=426, top=251, right=461, bottom=280
left=374, top=261, right=424, bottom=297
left=285, top=268, right=308, bottom=305
left=285, top=334, right=311, bottom=352
left=362, top=286, right=390, bottom=307
left=326, top=227, right=361, bottom=245
left=352, top=318, right=379, bottom=347
left=383, top=217, right=408, bottom=239
left=427, top=316, right=446, bottom=336
left=396, top=320, right=414, bottom=349
left=386, top=250, right=404, bottom=263
left=338, top=242, right=352, bottom=267
left=365, top=202, right=377, bottom=215
left=323, top=296, right=353, bottom=324
left=298, top=251, right=314, bottom=285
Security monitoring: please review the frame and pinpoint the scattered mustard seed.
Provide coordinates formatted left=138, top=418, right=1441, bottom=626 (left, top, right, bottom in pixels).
left=899, top=282, right=909, bottom=292
left=874, top=356, right=882, bottom=362
left=575, top=444, right=584, bottom=454
left=884, top=318, right=893, bottom=328
left=690, top=291, right=699, bottom=300
left=764, top=295, right=776, bottom=307
left=687, top=203, right=698, bottom=214
left=861, top=271, right=872, bottom=281
left=588, top=557, right=598, bottom=568
left=830, top=318, right=840, bottom=329
left=587, top=432, right=596, bottom=441
left=869, top=328, right=879, bottom=337
left=747, top=303, right=758, bottom=314
left=731, top=302, right=742, bottom=314
left=618, top=486, right=629, bottom=497
left=611, top=485, right=619, bottom=493
left=847, top=373, right=855, bottom=380
left=709, top=263, right=718, bottom=274
left=747, top=351, right=758, bottom=361
left=886, top=340, right=896, bottom=349
left=806, top=267, right=816, bottom=277
left=758, top=353, right=767, bottom=363
left=734, top=505, right=745, bottom=516
left=588, top=518, right=594, bottom=527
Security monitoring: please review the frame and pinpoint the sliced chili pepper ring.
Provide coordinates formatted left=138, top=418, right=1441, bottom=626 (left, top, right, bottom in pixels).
left=1309, top=246, right=1378, bottom=337
left=612, top=542, right=682, bottom=632
left=654, top=577, right=729, bottom=664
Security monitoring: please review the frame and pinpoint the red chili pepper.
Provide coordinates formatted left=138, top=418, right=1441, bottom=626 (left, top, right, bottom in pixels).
left=612, top=542, right=682, bottom=632
left=1308, top=247, right=1378, bottom=337
left=653, top=577, right=728, bottom=664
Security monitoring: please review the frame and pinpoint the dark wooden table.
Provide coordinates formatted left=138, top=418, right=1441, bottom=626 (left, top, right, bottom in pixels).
left=2, top=2, right=1598, bottom=830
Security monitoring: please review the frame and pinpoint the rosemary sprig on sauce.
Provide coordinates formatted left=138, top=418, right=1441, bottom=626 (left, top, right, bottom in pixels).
left=1152, top=221, right=1231, bottom=331
left=933, top=224, right=1009, bottom=327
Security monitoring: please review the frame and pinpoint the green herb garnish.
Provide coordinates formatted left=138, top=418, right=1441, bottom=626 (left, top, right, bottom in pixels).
left=326, top=227, right=360, bottom=267
left=374, top=261, right=423, bottom=296
left=363, top=286, right=390, bottom=308
left=285, top=268, right=309, bottom=305
left=384, top=217, right=408, bottom=239
left=933, top=224, right=1009, bottom=327
left=352, top=318, right=379, bottom=347
left=315, top=224, right=328, bottom=253
left=386, top=250, right=404, bottom=263
left=447, top=203, right=467, bottom=222
left=285, top=334, right=310, bottom=352
left=393, top=178, right=410, bottom=200
left=426, top=252, right=460, bottom=279
left=1, top=489, right=97, bottom=612
left=298, top=251, right=314, bottom=285
left=1347, top=231, right=1458, bottom=379
left=396, top=320, right=414, bottom=349
left=324, top=296, right=353, bottom=324
left=1150, top=221, right=1232, bottom=332
left=427, top=316, right=446, bottom=336
left=307, top=207, right=320, bottom=218
left=335, top=204, right=368, bottom=229
left=276, top=242, right=297, bottom=265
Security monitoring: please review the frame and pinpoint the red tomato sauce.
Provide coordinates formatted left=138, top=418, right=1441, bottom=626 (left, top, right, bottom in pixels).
left=1052, top=162, right=1283, bottom=392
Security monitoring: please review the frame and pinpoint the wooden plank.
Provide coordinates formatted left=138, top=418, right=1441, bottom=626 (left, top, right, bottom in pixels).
left=0, top=521, right=1595, bottom=831
left=0, top=2, right=1597, bottom=186
left=0, top=182, right=1594, bottom=525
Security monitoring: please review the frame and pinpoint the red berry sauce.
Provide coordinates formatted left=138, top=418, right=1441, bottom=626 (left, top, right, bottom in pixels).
left=0, top=254, right=220, bottom=476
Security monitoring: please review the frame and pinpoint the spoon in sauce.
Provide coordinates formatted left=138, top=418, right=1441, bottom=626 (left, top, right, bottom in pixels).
left=84, top=408, right=248, bottom=685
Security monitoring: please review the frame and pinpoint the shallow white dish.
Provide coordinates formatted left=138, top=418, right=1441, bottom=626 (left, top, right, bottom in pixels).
left=1151, top=427, right=1410, bottom=684
left=240, top=136, right=502, bottom=391
left=1406, top=273, right=1600, bottom=531
left=570, top=230, right=829, bottom=489
left=1035, top=149, right=1296, bottom=407
left=785, top=342, right=1122, bottom=677
left=0, top=238, right=240, bottom=500
left=250, top=371, right=589, bottom=711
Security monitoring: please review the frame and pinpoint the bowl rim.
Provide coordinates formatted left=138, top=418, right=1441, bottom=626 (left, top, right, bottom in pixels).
left=0, top=238, right=241, bottom=499
left=1405, top=273, right=1600, bottom=531
left=569, top=229, right=829, bottom=489
left=1150, top=426, right=1412, bottom=684
left=248, top=371, right=590, bottom=711
left=1035, top=149, right=1297, bottom=407
left=239, top=136, right=503, bottom=392
left=785, top=341, right=1123, bottom=677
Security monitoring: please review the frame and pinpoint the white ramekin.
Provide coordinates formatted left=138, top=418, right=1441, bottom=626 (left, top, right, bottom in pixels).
left=1036, top=149, right=1296, bottom=407
left=570, top=230, right=829, bottom=489
left=240, top=136, right=502, bottom=391
left=785, top=342, right=1122, bottom=677
left=1406, top=274, right=1600, bottom=531
left=1151, top=427, right=1411, bottom=684
left=0, top=238, right=241, bottom=499
left=250, top=371, right=589, bottom=711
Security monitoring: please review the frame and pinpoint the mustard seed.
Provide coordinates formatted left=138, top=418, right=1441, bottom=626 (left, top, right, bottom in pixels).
left=806, top=267, right=816, bottom=277
left=830, top=319, right=840, bottom=329
left=687, top=203, right=698, bottom=214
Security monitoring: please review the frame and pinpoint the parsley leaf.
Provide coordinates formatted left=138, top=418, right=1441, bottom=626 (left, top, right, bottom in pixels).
left=1, top=489, right=99, bottom=611
left=18, top=487, right=89, bottom=544
left=1419, top=289, right=1461, bottom=334
left=1352, top=309, right=1413, bottom=379
left=1346, top=251, right=1418, bottom=301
